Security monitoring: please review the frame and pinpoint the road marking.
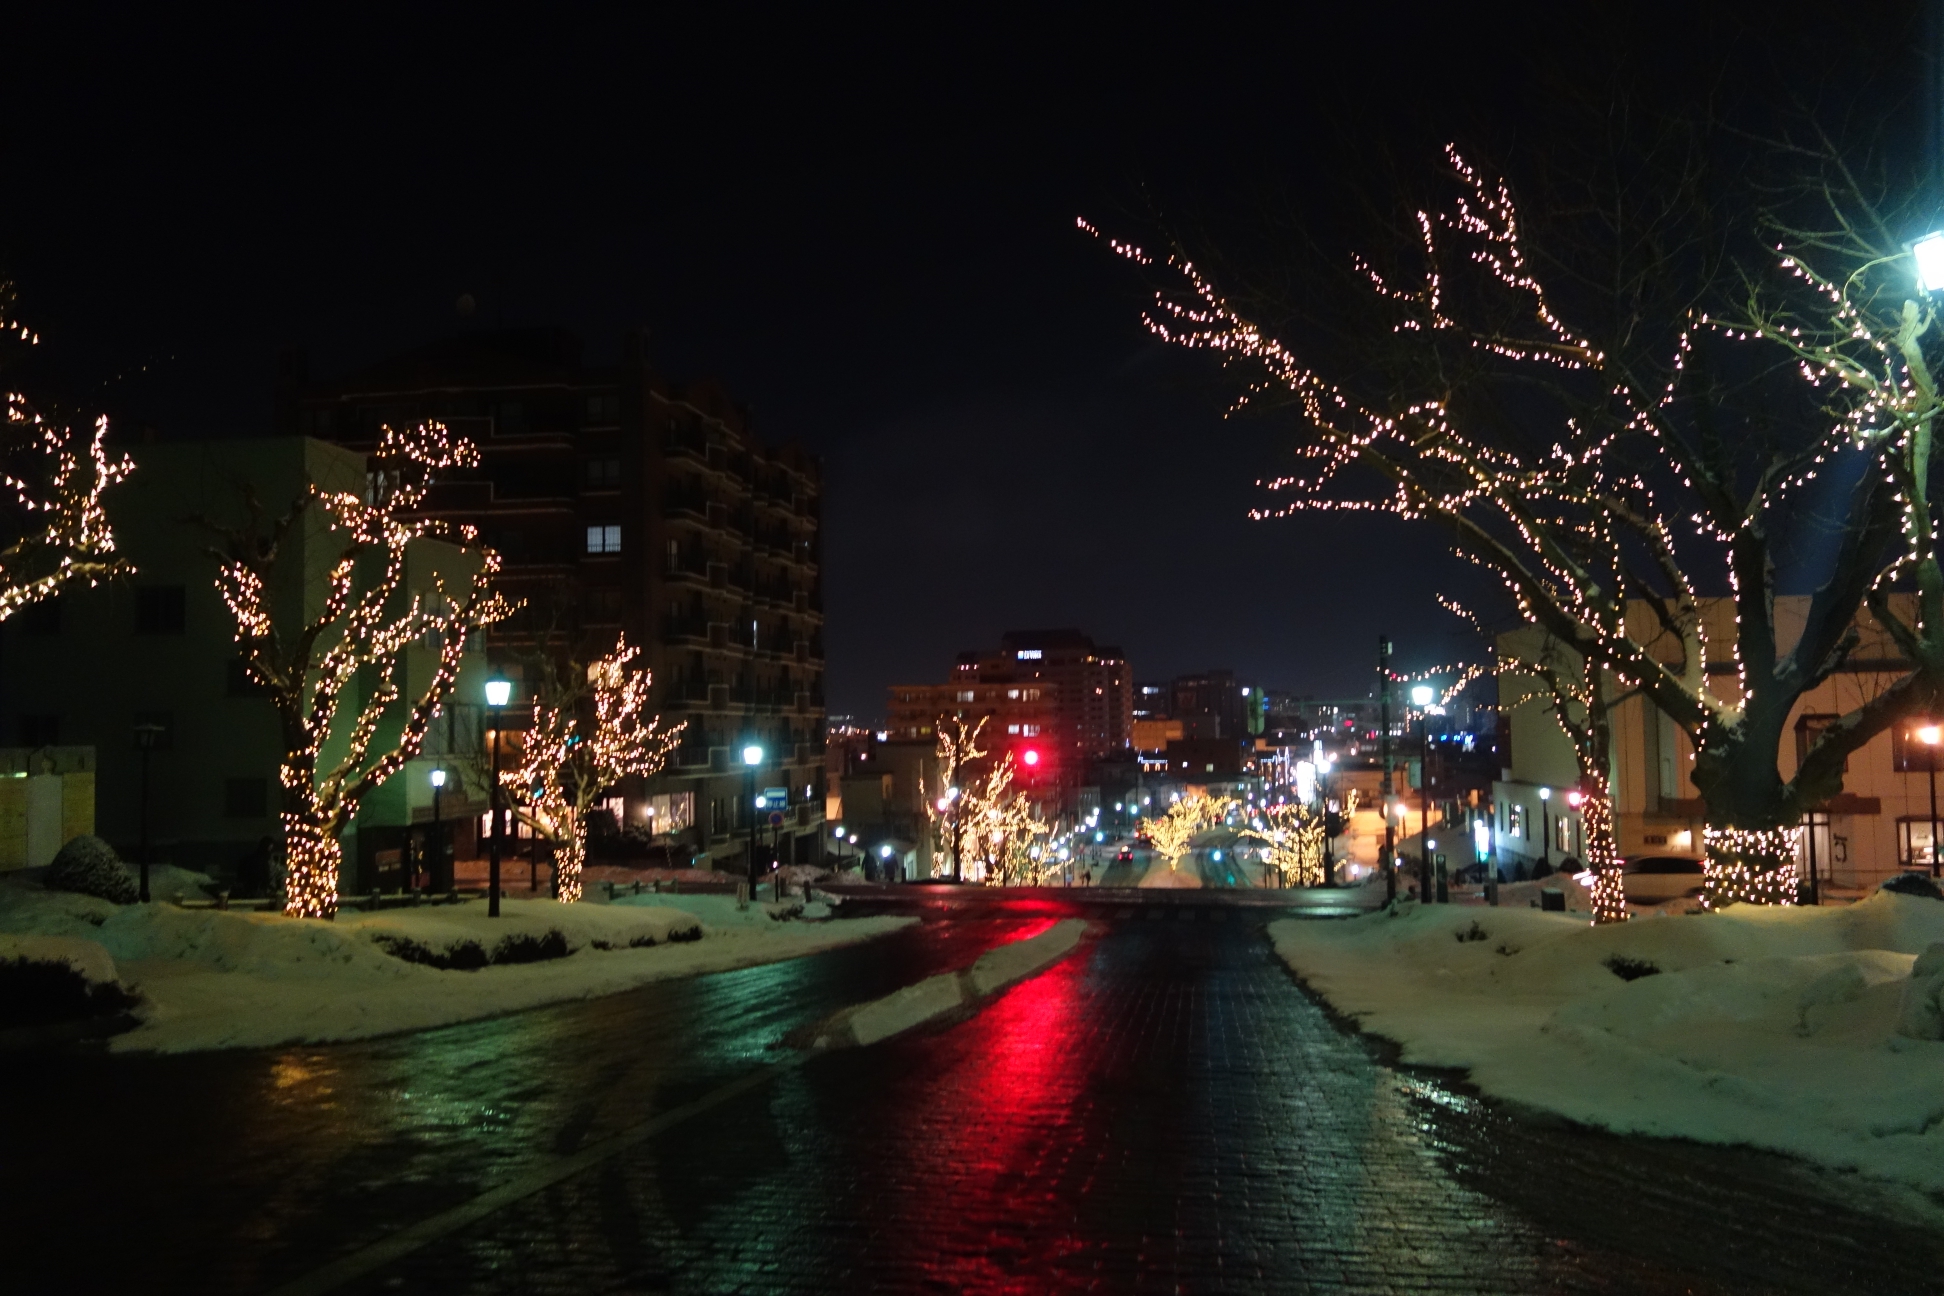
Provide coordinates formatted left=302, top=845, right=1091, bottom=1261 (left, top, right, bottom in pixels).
left=266, top=1055, right=805, bottom=1296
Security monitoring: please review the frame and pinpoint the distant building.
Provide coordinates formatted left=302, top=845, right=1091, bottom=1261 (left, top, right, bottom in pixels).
left=886, top=629, right=1133, bottom=775
left=293, top=328, right=827, bottom=869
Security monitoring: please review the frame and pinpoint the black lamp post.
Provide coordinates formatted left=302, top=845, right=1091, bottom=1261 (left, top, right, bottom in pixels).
left=429, top=767, right=446, bottom=893
left=742, top=743, right=764, bottom=898
left=133, top=721, right=165, bottom=903
left=486, top=675, right=511, bottom=917
left=1922, top=724, right=1942, bottom=876
left=1538, top=785, right=1553, bottom=872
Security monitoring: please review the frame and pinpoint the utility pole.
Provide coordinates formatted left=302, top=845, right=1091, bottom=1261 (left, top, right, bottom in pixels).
left=1379, top=635, right=1395, bottom=904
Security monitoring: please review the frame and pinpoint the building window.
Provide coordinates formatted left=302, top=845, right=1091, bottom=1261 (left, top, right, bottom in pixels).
left=1016, top=649, right=1042, bottom=660
left=135, top=586, right=186, bottom=634
left=955, top=690, right=975, bottom=703
left=711, top=798, right=729, bottom=836
left=585, top=456, right=622, bottom=488
left=585, top=525, right=622, bottom=555
left=1022, top=724, right=1040, bottom=737
left=224, top=777, right=268, bottom=819
left=16, top=598, right=60, bottom=636
left=587, top=588, right=623, bottom=623
left=1007, top=724, right=1020, bottom=735
left=496, top=400, right=525, bottom=432
left=20, top=714, right=59, bottom=747
left=585, top=392, right=620, bottom=424
left=1507, top=803, right=1527, bottom=838
left=1898, top=817, right=1939, bottom=868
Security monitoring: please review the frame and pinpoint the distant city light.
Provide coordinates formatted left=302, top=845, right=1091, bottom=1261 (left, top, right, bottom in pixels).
left=1410, top=684, right=1434, bottom=707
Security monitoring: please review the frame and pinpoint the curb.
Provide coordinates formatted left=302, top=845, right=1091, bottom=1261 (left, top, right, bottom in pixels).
left=810, top=919, right=1090, bottom=1049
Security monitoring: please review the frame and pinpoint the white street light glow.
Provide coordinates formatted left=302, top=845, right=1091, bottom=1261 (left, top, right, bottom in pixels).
left=1916, top=231, right=1944, bottom=292
left=1410, top=684, right=1434, bottom=707
left=742, top=744, right=764, bottom=766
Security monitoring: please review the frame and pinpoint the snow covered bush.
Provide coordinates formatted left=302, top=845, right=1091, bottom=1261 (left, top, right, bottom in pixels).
left=1881, top=872, right=1943, bottom=901
left=1897, top=942, right=1944, bottom=1041
left=43, top=836, right=137, bottom=905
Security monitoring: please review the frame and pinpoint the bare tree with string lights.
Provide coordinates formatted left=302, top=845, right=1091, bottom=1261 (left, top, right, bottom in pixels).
left=1090, top=132, right=1941, bottom=908
left=0, top=281, right=133, bottom=617
left=206, top=422, right=510, bottom=919
left=502, top=634, right=683, bottom=903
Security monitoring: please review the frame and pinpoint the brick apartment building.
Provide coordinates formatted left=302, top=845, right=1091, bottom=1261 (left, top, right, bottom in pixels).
left=291, top=328, right=827, bottom=869
left=887, top=629, right=1132, bottom=799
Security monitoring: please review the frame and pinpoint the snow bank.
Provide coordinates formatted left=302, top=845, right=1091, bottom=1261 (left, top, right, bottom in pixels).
left=1270, top=892, right=1944, bottom=1195
left=0, top=869, right=912, bottom=1053
left=0, top=934, right=119, bottom=987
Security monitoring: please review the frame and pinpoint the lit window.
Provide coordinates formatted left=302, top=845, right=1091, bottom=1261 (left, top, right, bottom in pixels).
left=956, top=690, right=975, bottom=702
left=1007, top=689, right=1020, bottom=699
left=1007, top=724, right=1021, bottom=735
left=585, top=525, right=621, bottom=554
left=1016, top=649, right=1042, bottom=660
left=1022, top=724, right=1039, bottom=737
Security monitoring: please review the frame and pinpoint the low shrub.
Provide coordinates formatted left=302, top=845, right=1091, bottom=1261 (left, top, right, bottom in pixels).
left=1882, top=873, right=1943, bottom=902
left=369, top=934, right=489, bottom=971
left=44, top=836, right=138, bottom=905
left=668, top=922, right=702, bottom=943
left=1454, top=920, right=1488, bottom=943
left=1604, top=954, right=1661, bottom=982
left=370, top=929, right=574, bottom=969
left=0, top=957, right=137, bottom=1030
left=491, top=930, right=569, bottom=965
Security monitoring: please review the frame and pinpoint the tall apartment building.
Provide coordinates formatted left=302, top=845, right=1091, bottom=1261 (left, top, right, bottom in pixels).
left=292, top=328, right=827, bottom=870
left=886, top=629, right=1132, bottom=791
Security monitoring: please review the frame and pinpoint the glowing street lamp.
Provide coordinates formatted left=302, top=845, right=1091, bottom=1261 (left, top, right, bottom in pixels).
left=428, top=767, right=446, bottom=894
left=484, top=675, right=512, bottom=917
left=1915, top=232, right=1944, bottom=294
left=1410, top=684, right=1434, bottom=708
left=1537, top=785, right=1552, bottom=871
left=1921, top=724, right=1942, bottom=875
left=742, top=742, right=765, bottom=898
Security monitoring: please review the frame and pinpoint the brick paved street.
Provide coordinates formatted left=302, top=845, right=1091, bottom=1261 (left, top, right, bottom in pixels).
left=5, top=898, right=1940, bottom=1294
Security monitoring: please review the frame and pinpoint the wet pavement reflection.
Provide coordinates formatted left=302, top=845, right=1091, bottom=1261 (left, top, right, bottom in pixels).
left=4, top=896, right=1939, bottom=1294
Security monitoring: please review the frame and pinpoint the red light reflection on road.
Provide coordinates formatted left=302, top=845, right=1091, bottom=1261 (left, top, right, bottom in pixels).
left=869, top=934, right=1098, bottom=1294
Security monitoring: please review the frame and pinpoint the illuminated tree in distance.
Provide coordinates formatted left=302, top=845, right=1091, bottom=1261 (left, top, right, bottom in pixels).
left=208, top=422, right=510, bottom=919
left=504, top=634, right=683, bottom=903
left=1139, top=794, right=1234, bottom=873
left=1090, top=137, right=1943, bottom=906
left=0, top=282, right=133, bottom=617
left=925, top=714, right=989, bottom=881
left=1241, top=801, right=1327, bottom=888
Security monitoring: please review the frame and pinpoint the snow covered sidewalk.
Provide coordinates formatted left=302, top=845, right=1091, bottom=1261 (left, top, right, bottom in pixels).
left=1269, top=893, right=1944, bottom=1197
left=1, top=868, right=912, bottom=1053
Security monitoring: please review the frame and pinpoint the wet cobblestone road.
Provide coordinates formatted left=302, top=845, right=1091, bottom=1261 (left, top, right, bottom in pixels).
left=5, top=895, right=1941, bottom=1294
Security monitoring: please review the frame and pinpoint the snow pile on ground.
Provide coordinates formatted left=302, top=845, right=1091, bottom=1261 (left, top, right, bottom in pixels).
left=1138, top=861, right=1202, bottom=889
left=609, top=891, right=836, bottom=928
left=1270, top=892, right=1944, bottom=1196
left=0, top=933, right=120, bottom=988
left=0, top=868, right=913, bottom=1053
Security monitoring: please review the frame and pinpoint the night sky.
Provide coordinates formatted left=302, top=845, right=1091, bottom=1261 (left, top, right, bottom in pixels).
left=3, top=6, right=1921, bottom=721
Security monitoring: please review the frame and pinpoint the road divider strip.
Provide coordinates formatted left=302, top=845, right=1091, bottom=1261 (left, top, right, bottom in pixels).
left=810, top=918, right=1090, bottom=1049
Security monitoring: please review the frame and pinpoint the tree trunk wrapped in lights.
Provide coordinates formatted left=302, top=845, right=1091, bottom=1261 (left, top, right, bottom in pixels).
left=502, top=634, right=683, bottom=903
left=956, top=752, right=1049, bottom=884
left=0, top=282, right=134, bottom=617
left=1092, top=133, right=1944, bottom=904
left=206, top=422, right=510, bottom=919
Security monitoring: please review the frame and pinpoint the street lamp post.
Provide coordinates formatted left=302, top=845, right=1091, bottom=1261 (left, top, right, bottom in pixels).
left=743, top=743, right=765, bottom=899
left=1411, top=685, right=1434, bottom=902
left=429, top=767, right=446, bottom=894
left=1921, top=725, right=1942, bottom=876
left=1538, top=785, right=1552, bottom=874
left=1378, top=636, right=1395, bottom=903
left=133, top=721, right=165, bottom=903
left=486, top=675, right=512, bottom=918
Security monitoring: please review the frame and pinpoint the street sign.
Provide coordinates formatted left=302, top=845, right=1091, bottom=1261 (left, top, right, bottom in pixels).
left=762, top=786, right=789, bottom=804
left=768, top=811, right=785, bottom=827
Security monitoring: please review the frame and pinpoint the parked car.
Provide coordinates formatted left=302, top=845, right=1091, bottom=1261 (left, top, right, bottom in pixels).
left=1619, top=854, right=1707, bottom=904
